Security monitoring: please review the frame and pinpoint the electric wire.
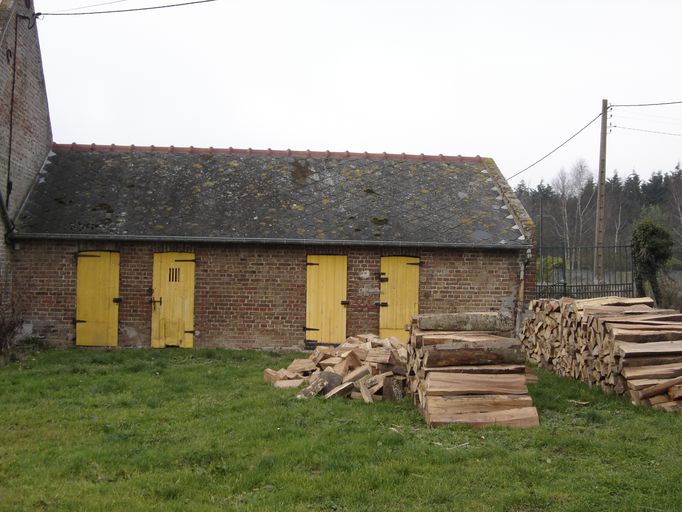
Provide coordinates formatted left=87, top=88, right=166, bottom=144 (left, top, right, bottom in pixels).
left=611, top=100, right=682, bottom=108
left=611, top=125, right=682, bottom=137
left=36, top=0, right=217, bottom=16
left=505, top=112, right=602, bottom=181
left=52, top=0, right=131, bottom=13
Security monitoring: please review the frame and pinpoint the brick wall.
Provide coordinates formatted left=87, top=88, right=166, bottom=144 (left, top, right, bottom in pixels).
left=0, top=0, right=53, bottom=306
left=12, top=240, right=525, bottom=348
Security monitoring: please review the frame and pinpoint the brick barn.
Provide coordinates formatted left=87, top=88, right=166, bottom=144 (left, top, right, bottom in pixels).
left=0, top=0, right=535, bottom=350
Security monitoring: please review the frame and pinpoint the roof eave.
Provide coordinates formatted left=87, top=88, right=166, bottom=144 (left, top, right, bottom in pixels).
left=9, top=232, right=531, bottom=250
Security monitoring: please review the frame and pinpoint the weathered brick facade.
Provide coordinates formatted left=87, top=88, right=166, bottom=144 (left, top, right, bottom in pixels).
left=12, top=240, right=528, bottom=348
left=0, top=0, right=52, bottom=305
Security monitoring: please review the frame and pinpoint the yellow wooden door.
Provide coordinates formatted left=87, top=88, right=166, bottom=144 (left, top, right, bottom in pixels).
left=151, top=252, right=195, bottom=348
left=76, top=251, right=120, bottom=347
left=379, top=256, right=420, bottom=342
left=306, top=255, right=347, bottom=344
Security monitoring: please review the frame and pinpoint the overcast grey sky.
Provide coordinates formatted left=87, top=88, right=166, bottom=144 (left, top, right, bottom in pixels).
left=33, top=0, right=682, bottom=188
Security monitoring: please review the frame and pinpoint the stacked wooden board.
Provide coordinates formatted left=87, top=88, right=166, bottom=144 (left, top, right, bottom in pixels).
left=407, top=313, right=540, bottom=428
left=519, top=296, right=682, bottom=412
left=264, top=334, right=408, bottom=403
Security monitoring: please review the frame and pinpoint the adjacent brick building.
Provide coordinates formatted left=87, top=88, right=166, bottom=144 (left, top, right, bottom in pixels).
left=1, top=0, right=535, bottom=350
left=0, top=0, right=52, bottom=305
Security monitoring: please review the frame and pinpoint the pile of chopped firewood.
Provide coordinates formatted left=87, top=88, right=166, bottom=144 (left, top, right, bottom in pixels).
left=520, top=296, right=682, bottom=412
left=406, top=313, right=540, bottom=428
left=263, top=334, right=408, bottom=402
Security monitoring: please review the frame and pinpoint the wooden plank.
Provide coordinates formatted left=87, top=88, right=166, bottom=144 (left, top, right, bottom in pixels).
left=420, top=364, right=526, bottom=377
left=420, top=333, right=516, bottom=346
left=416, top=312, right=513, bottom=332
left=621, top=362, right=682, bottom=380
left=423, top=340, right=525, bottom=367
left=365, top=348, right=394, bottom=364
left=357, top=381, right=374, bottom=404
left=342, top=364, right=372, bottom=383
left=426, top=406, right=540, bottom=428
left=273, top=378, right=305, bottom=389
left=639, top=375, right=682, bottom=399
left=627, top=378, right=667, bottom=391
left=296, top=377, right=327, bottom=399
left=319, top=356, right=343, bottom=368
left=263, top=368, right=284, bottom=383
left=423, top=373, right=528, bottom=396
left=424, top=394, right=533, bottom=414
left=611, top=328, right=682, bottom=343
left=286, top=358, right=318, bottom=374
left=324, top=381, right=355, bottom=399
left=621, top=355, right=682, bottom=368
left=615, top=340, right=682, bottom=357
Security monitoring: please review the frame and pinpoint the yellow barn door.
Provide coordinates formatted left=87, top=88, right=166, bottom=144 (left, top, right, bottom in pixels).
left=76, top=251, right=120, bottom=347
left=151, top=252, right=195, bottom=348
left=379, top=256, right=420, bottom=342
left=306, top=255, right=347, bottom=345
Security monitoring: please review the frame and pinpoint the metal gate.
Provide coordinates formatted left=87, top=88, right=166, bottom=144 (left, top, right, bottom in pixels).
left=535, top=245, right=634, bottom=299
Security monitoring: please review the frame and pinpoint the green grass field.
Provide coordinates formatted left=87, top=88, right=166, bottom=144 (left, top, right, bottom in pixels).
left=1, top=347, right=680, bottom=511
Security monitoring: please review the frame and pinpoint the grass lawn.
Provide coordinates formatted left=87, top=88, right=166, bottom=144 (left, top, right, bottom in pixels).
left=1, top=348, right=681, bottom=511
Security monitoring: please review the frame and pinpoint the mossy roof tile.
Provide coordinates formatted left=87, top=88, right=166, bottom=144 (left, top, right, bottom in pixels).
left=14, top=144, right=534, bottom=248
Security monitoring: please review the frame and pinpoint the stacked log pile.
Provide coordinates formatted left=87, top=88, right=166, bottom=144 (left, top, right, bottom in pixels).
left=519, top=296, right=682, bottom=412
left=407, top=313, right=540, bottom=428
left=264, top=334, right=408, bottom=402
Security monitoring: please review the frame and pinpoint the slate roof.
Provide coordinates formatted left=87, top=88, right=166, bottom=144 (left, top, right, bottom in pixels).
left=13, top=144, right=534, bottom=248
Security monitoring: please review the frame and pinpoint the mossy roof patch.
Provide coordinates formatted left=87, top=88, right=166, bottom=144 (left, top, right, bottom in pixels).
left=15, top=146, right=532, bottom=248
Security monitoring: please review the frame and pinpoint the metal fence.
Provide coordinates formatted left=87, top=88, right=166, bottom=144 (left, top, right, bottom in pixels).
left=534, top=245, right=634, bottom=299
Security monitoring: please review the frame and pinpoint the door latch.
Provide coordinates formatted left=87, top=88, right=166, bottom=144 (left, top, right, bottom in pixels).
left=373, top=301, right=388, bottom=307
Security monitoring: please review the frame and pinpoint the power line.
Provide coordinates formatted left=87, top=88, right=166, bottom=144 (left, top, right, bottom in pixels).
left=611, top=125, right=682, bottom=137
left=506, top=112, right=602, bottom=181
left=611, top=100, right=682, bottom=108
left=53, top=1, right=131, bottom=13
left=36, top=0, right=217, bottom=16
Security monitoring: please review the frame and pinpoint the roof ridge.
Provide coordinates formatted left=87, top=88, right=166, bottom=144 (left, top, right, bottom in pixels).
left=51, top=142, right=485, bottom=164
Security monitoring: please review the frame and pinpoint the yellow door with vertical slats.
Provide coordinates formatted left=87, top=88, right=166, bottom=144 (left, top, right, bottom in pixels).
left=379, top=256, right=420, bottom=342
left=306, top=255, right=347, bottom=344
left=151, top=252, right=195, bottom=348
left=76, top=251, right=120, bottom=347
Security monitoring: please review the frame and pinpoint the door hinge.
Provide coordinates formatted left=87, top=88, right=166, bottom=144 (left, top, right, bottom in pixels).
left=303, top=326, right=320, bottom=332
left=184, top=330, right=196, bottom=334
left=306, top=262, right=319, bottom=266
left=112, top=297, right=123, bottom=304
left=373, top=301, right=389, bottom=307
left=407, top=261, right=424, bottom=266
left=73, top=319, right=87, bottom=324
left=340, top=300, right=350, bottom=306
left=175, top=259, right=196, bottom=262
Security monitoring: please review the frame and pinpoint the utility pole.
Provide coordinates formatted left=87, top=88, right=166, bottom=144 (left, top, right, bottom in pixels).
left=594, top=98, right=608, bottom=284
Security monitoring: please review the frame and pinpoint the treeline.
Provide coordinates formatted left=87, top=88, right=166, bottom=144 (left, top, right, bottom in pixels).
left=514, top=160, right=682, bottom=253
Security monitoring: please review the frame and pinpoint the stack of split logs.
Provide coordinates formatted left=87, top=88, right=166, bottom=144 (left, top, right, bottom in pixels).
left=264, top=334, right=408, bottom=402
left=520, top=296, right=682, bottom=412
left=407, top=313, right=540, bottom=428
